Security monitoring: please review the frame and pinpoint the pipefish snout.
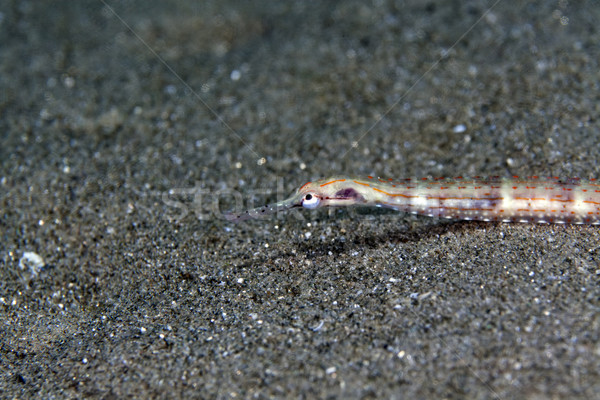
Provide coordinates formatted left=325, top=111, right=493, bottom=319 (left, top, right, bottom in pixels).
left=225, top=175, right=600, bottom=224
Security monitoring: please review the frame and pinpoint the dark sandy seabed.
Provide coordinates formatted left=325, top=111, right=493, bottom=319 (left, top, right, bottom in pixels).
left=1, top=1, right=599, bottom=399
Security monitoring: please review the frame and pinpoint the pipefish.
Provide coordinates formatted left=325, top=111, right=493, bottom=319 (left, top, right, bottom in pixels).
left=225, top=175, right=600, bottom=224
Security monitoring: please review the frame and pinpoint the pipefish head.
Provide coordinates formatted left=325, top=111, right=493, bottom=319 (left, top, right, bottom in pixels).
left=224, top=176, right=366, bottom=222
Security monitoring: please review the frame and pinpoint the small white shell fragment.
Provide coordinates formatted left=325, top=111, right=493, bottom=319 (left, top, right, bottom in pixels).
left=453, top=124, right=467, bottom=133
left=19, top=252, right=45, bottom=276
left=230, top=69, right=241, bottom=81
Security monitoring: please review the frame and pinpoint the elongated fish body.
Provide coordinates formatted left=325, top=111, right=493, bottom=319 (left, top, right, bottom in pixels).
left=226, top=176, right=600, bottom=224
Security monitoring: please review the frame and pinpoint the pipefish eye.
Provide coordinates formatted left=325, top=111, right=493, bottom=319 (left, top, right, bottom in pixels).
left=302, top=193, right=320, bottom=209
